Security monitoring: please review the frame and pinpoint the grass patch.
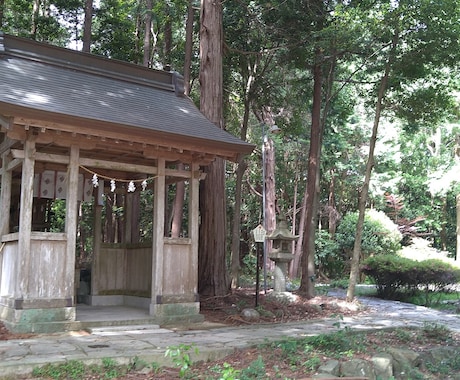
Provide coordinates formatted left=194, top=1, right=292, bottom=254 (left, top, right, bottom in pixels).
left=31, top=357, right=158, bottom=380
left=402, top=289, right=460, bottom=310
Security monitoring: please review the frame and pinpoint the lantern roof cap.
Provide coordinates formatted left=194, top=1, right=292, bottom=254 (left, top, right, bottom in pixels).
left=267, top=217, right=298, bottom=241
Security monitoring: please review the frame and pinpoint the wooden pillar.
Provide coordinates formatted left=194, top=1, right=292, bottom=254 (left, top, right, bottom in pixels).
left=91, top=202, right=103, bottom=296
left=189, top=163, right=200, bottom=295
left=17, top=137, right=35, bottom=296
left=151, top=158, right=165, bottom=313
left=65, top=145, right=79, bottom=301
left=125, top=192, right=133, bottom=244
left=0, top=151, right=12, bottom=236
left=0, top=151, right=12, bottom=293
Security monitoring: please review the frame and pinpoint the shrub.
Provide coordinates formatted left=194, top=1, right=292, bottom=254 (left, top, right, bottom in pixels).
left=315, top=230, right=343, bottom=279
left=362, top=254, right=460, bottom=300
left=335, top=209, right=402, bottom=261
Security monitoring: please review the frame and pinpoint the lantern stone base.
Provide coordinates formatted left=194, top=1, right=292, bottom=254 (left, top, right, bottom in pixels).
left=266, top=291, right=298, bottom=304
left=268, top=253, right=294, bottom=292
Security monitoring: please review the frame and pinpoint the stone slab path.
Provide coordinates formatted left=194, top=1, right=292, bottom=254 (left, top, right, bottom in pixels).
left=0, top=295, right=458, bottom=377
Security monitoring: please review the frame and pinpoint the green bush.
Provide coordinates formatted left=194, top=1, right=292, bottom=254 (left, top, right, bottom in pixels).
left=335, top=209, right=402, bottom=261
left=362, top=254, right=460, bottom=300
left=315, top=230, right=343, bottom=279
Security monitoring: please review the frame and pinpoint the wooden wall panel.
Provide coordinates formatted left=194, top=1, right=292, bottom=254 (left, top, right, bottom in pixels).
left=126, top=246, right=152, bottom=294
left=29, top=239, right=67, bottom=298
left=162, top=239, right=192, bottom=295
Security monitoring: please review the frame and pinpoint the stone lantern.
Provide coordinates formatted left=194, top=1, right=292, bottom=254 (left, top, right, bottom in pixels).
left=267, top=217, right=298, bottom=293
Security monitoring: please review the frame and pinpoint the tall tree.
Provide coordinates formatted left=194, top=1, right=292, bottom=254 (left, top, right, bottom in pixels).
left=82, top=0, right=93, bottom=52
left=183, top=0, right=195, bottom=95
left=142, top=0, right=153, bottom=66
left=347, top=32, right=398, bottom=302
left=298, top=48, right=323, bottom=298
left=346, top=0, right=460, bottom=300
left=198, top=0, right=228, bottom=296
left=0, top=0, right=4, bottom=27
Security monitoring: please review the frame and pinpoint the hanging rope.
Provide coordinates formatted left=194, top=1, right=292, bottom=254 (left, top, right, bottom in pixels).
left=79, top=165, right=157, bottom=192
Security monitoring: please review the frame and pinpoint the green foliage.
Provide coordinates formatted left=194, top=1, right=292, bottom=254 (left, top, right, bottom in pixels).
left=304, top=330, right=366, bottom=358
left=420, top=324, right=460, bottom=376
left=329, top=278, right=349, bottom=289
left=241, top=253, right=258, bottom=280
left=406, top=290, right=460, bottom=312
left=272, top=339, right=301, bottom=366
left=211, top=362, right=241, bottom=380
left=31, top=357, right=151, bottom=379
left=240, top=356, right=266, bottom=380
left=315, top=230, right=343, bottom=279
left=165, top=344, right=198, bottom=378
left=362, top=255, right=460, bottom=300
left=422, top=322, right=453, bottom=343
left=302, top=356, right=321, bottom=371
left=49, top=199, right=66, bottom=233
left=32, top=360, right=86, bottom=380
left=101, top=357, right=121, bottom=378
left=2, top=0, right=460, bottom=307
left=335, top=209, right=402, bottom=259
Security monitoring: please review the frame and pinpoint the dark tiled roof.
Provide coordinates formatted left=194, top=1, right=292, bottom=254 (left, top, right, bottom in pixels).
left=0, top=32, right=253, bottom=160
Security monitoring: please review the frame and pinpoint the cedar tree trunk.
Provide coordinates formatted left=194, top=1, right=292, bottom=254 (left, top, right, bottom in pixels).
left=82, top=0, right=93, bottom=53
left=198, top=0, right=228, bottom=296
left=298, top=56, right=322, bottom=299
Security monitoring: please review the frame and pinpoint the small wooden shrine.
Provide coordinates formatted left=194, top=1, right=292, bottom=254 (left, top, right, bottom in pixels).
left=0, top=32, right=253, bottom=332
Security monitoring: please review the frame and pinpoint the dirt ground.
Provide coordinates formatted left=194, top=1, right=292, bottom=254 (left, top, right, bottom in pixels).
left=3, top=289, right=459, bottom=379
left=0, top=289, right=359, bottom=341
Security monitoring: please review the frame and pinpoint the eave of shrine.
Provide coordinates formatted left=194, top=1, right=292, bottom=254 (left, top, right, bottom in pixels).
left=0, top=32, right=254, bottom=167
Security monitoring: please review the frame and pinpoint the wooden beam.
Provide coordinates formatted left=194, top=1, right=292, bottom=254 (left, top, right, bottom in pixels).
left=10, top=149, right=203, bottom=178
left=0, top=115, right=13, bottom=130
left=11, top=149, right=69, bottom=165
left=5, top=126, right=26, bottom=141
left=0, top=136, right=17, bottom=155
left=13, top=116, right=241, bottom=161
left=6, top=158, right=22, bottom=172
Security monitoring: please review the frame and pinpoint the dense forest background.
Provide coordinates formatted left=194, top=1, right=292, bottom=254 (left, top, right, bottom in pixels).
left=1, top=0, right=459, bottom=298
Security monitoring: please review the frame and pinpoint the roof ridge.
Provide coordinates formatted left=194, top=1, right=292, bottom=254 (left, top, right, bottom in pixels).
left=0, top=31, right=184, bottom=96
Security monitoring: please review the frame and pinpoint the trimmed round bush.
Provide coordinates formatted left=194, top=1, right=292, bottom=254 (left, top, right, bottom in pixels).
left=335, top=209, right=402, bottom=259
left=362, top=254, right=460, bottom=299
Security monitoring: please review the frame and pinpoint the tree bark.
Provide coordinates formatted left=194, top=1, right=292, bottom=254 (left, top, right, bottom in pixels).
left=143, top=0, right=153, bottom=67
left=298, top=54, right=322, bottom=299
left=183, top=0, right=195, bottom=96
left=198, top=0, right=228, bottom=296
left=164, top=3, right=172, bottom=67
left=31, top=0, right=40, bottom=39
left=230, top=159, right=247, bottom=288
left=264, top=137, right=277, bottom=237
left=456, top=194, right=460, bottom=261
left=291, top=184, right=308, bottom=279
left=230, top=97, right=250, bottom=289
left=288, top=170, right=299, bottom=277
left=346, top=31, right=399, bottom=302
left=82, top=0, right=93, bottom=53
left=170, top=165, right=185, bottom=238
left=0, top=0, right=5, bottom=28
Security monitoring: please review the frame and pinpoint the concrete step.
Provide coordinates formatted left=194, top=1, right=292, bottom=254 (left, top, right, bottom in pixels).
left=78, top=318, right=160, bottom=331
left=87, top=323, right=170, bottom=336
